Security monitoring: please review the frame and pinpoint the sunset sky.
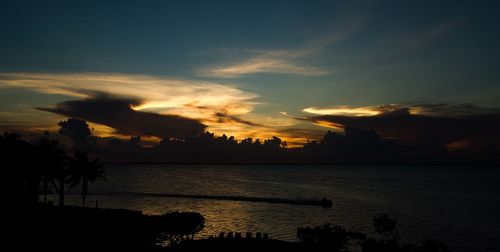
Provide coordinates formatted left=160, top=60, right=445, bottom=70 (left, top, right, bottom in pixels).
left=1, top=1, right=499, bottom=147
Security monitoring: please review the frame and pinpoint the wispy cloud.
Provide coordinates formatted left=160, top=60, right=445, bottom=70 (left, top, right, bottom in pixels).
left=304, top=106, right=384, bottom=117
left=303, top=104, right=418, bottom=117
left=203, top=58, right=331, bottom=78
left=200, top=25, right=357, bottom=78
left=0, top=72, right=257, bottom=109
left=303, top=103, right=500, bottom=117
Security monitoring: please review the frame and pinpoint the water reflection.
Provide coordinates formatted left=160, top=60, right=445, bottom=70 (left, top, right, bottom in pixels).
left=54, top=164, right=500, bottom=252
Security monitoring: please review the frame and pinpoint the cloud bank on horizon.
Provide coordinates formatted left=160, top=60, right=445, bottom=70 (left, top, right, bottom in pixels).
left=302, top=103, right=500, bottom=149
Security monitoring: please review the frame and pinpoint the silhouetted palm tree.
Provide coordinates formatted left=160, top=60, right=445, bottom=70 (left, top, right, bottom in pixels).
left=69, top=152, right=105, bottom=207
left=37, top=136, right=67, bottom=204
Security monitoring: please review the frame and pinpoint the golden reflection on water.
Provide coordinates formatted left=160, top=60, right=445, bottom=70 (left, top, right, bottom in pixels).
left=54, top=195, right=304, bottom=240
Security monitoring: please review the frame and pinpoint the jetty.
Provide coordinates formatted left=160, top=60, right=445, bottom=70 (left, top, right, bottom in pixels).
left=87, top=192, right=333, bottom=208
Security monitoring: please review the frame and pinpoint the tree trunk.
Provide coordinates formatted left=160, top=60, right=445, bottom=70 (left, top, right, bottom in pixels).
left=43, top=180, right=48, bottom=204
left=58, top=178, right=64, bottom=206
left=82, top=178, right=88, bottom=207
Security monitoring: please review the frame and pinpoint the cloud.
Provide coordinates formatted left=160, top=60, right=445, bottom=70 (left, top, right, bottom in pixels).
left=303, top=103, right=500, bottom=148
left=0, top=72, right=257, bottom=111
left=0, top=72, right=306, bottom=141
left=213, top=112, right=265, bottom=127
left=0, top=72, right=258, bottom=119
left=38, top=95, right=207, bottom=138
left=201, top=25, right=357, bottom=78
left=203, top=58, right=331, bottom=78
left=303, top=105, right=389, bottom=116
left=302, top=103, right=498, bottom=117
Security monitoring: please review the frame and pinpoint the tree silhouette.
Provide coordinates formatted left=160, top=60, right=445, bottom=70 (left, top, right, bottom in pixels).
left=58, top=118, right=96, bottom=152
left=0, top=132, right=38, bottom=206
left=37, top=133, right=67, bottom=204
left=68, top=152, right=105, bottom=207
left=158, top=212, right=205, bottom=246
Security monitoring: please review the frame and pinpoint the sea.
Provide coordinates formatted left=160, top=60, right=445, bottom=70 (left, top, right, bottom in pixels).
left=55, top=164, right=500, bottom=252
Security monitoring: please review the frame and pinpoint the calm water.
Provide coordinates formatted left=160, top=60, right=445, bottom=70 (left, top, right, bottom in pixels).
left=59, top=165, right=500, bottom=252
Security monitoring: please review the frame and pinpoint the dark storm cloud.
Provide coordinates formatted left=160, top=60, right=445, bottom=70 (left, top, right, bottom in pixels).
left=307, top=105, right=500, bottom=147
left=38, top=96, right=206, bottom=138
left=214, top=112, right=264, bottom=127
left=183, top=102, right=266, bottom=127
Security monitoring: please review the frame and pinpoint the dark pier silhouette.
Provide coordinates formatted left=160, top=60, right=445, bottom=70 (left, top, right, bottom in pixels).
left=85, top=192, right=333, bottom=207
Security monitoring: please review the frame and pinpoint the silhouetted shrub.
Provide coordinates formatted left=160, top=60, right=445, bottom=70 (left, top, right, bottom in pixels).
left=373, top=213, right=400, bottom=241
left=362, top=214, right=451, bottom=252
left=158, top=211, right=205, bottom=246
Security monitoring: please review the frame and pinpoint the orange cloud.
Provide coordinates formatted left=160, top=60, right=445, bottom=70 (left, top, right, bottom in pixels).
left=302, top=104, right=431, bottom=117
left=312, top=120, right=344, bottom=130
left=0, top=72, right=307, bottom=142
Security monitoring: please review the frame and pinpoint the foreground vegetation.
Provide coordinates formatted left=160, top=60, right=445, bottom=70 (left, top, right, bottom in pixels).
left=10, top=204, right=204, bottom=252
left=10, top=204, right=450, bottom=252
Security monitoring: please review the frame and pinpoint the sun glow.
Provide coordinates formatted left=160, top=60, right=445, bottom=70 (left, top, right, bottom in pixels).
left=303, top=106, right=382, bottom=116
left=312, top=120, right=345, bottom=130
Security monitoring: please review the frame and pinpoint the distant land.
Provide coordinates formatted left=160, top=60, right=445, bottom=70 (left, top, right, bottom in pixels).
left=6, top=118, right=499, bottom=166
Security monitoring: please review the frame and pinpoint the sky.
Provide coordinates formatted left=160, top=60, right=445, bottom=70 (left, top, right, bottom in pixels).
left=1, top=0, right=499, bottom=147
